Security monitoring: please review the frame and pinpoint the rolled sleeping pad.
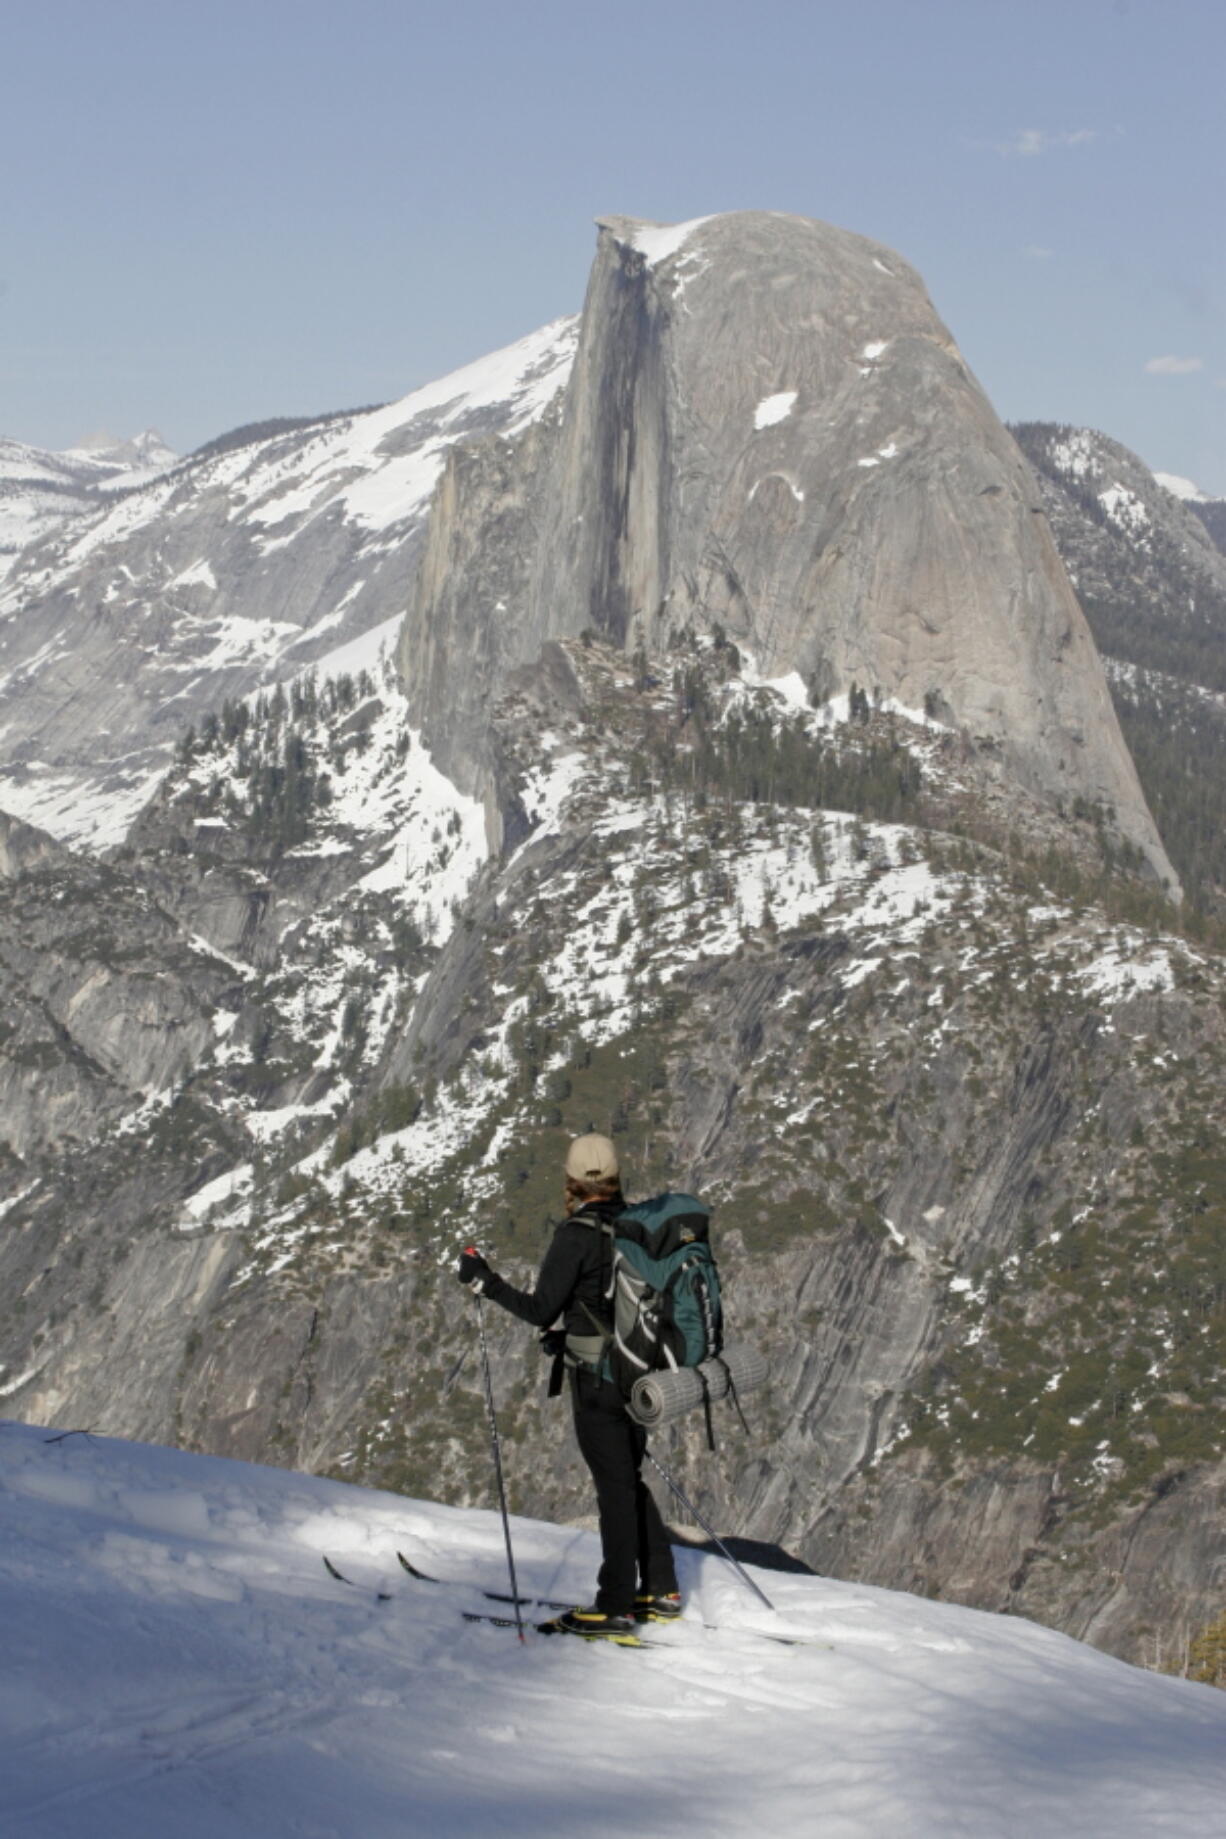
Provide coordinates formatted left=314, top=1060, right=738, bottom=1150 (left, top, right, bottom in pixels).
left=628, top=1341, right=769, bottom=1430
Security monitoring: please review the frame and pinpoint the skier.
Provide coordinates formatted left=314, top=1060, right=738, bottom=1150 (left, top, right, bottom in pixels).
left=456, top=1133, right=681, bottom=1639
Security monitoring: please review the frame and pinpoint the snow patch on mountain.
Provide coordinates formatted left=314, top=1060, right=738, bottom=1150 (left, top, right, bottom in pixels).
left=1077, top=941, right=1176, bottom=1000
left=628, top=215, right=715, bottom=265
left=1154, top=471, right=1210, bottom=504
left=754, top=391, right=798, bottom=431
left=237, top=318, right=578, bottom=551
left=1048, top=430, right=1098, bottom=480
left=0, top=756, right=170, bottom=852
left=1100, top=483, right=1151, bottom=542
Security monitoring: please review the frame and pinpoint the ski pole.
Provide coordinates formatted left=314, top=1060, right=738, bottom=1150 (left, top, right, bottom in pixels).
left=472, top=1286, right=525, bottom=1641
left=645, top=1448, right=775, bottom=1613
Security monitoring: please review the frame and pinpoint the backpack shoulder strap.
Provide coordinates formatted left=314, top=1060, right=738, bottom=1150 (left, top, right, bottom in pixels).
left=564, top=1206, right=617, bottom=1373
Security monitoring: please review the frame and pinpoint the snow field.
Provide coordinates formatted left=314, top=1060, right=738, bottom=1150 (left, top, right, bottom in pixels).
left=221, top=317, right=579, bottom=551
left=1, top=1421, right=1223, bottom=1838
left=0, top=756, right=172, bottom=852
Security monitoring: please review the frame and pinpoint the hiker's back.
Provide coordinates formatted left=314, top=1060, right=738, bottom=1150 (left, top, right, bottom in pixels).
left=570, top=1191, right=722, bottom=1392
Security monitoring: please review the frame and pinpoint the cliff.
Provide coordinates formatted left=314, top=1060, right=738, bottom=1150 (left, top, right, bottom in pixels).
left=399, top=213, right=1175, bottom=890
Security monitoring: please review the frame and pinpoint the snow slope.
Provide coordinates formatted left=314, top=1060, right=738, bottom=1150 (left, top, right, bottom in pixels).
left=2, top=1421, right=1223, bottom=1838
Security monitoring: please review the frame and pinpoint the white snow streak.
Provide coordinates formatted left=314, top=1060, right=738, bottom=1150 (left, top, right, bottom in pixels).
left=629, top=216, right=715, bottom=265
left=754, top=391, right=798, bottom=431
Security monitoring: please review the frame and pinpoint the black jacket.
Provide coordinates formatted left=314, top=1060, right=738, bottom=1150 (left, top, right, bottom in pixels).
left=482, top=1202, right=622, bottom=1338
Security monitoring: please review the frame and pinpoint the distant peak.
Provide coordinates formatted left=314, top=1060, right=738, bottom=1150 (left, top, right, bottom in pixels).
left=1154, top=470, right=1211, bottom=505
left=63, top=428, right=177, bottom=469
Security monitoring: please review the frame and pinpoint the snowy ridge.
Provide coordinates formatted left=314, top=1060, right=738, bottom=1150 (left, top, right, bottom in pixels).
left=0, top=430, right=176, bottom=576
left=230, top=317, right=579, bottom=551
left=18, top=318, right=577, bottom=581
left=0, top=320, right=578, bottom=851
left=1, top=1421, right=1223, bottom=1838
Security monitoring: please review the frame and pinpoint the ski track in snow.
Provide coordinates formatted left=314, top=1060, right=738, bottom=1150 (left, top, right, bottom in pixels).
left=0, top=1421, right=1223, bottom=1838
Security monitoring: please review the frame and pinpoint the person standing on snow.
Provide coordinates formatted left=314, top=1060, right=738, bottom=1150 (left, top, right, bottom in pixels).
left=455, top=1133, right=681, bottom=1639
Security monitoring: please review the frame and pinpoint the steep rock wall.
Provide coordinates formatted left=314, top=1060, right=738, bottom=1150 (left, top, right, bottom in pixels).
left=399, top=212, right=1175, bottom=889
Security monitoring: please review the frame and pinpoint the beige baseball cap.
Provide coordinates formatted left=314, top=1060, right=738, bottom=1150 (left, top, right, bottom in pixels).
left=564, top=1133, right=619, bottom=1183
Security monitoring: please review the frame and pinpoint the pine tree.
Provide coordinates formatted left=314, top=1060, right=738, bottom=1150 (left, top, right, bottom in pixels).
left=1187, top=1609, right=1226, bottom=1688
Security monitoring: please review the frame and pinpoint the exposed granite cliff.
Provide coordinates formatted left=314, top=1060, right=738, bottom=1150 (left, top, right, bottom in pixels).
left=399, top=213, right=1175, bottom=890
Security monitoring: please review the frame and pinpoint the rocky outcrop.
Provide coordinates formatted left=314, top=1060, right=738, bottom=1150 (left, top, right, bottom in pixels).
left=1013, top=422, right=1226, bottom=680
left=804, top=1450, right=1226, bottom=1669
left=0, top=809, right=60, bottom=880
left=1012, top=422, right=1226, bottom=913
left=0, top=815, right=242, bottom=1158
left=400, top=212, right=1176, bottom=891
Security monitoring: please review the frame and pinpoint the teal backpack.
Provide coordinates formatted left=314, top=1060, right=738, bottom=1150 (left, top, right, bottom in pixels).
left=567, top=1193, right=723, bottom=1396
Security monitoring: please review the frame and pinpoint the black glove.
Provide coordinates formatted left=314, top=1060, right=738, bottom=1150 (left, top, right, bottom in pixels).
left=457, top=1247, right=492, bottom=1291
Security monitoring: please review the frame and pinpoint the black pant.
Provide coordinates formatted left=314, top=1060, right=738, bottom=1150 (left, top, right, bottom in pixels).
left=572, top=1370, right=678, bottom=1614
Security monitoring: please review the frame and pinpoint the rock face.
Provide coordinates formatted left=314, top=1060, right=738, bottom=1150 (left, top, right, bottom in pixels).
left=400, top=213, right=1174, bottom=890
left=0, top=809, right=241, bottom=1158
left=1012, top=422, right=1226, bottom=915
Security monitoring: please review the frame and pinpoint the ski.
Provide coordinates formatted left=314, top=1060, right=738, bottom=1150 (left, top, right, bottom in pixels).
left=325, top=1552, right=832, bottom=1650
left=323, top=1552, right=564, bottom=1611
left=397, top=1549, right=569, bottom=1610
left=462, top=1609, right=663, bottom=1648
left=323, top=1554, right=393, bottom=1600
left=394, top=1549, right=831, bottom=1648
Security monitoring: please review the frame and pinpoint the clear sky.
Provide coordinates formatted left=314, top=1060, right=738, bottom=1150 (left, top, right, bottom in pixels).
left=3, top=0, right=1223, bottom=488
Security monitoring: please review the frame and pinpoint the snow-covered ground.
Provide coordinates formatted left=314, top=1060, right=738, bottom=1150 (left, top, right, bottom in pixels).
left=1, top=1420, right=1223, bottom=1837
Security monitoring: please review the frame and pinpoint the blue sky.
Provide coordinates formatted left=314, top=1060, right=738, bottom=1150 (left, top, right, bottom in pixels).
left=4, top=0, right=1223, bottom=488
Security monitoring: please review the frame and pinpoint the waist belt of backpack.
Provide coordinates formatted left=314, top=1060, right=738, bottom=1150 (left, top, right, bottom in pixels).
left=556, top=1302, right=614, bottom=1394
